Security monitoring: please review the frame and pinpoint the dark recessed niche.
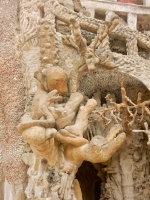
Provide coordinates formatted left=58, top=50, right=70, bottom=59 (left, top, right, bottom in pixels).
left=76, top=161, right=101, bottom=200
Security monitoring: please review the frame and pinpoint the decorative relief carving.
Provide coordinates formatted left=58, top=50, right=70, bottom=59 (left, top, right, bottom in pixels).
left=18, top=65, right=127, bottom=198
left=2, top=0, right=150, bottom=199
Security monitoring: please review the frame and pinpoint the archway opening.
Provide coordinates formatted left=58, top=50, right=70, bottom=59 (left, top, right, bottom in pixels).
left=76, top=161, right=101, bottom=200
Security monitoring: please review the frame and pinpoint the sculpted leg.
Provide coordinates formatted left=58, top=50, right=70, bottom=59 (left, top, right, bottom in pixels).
left=52, top=92, right=84, bottom=129
left=54, top=130, right=89, bottom=147
left=65, top=99, right=97, bottom=137
left=64, top=92, right=84, bottom=111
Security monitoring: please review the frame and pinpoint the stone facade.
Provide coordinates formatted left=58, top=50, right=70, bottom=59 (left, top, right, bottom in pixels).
left=1, top=0, right=150, bottom=200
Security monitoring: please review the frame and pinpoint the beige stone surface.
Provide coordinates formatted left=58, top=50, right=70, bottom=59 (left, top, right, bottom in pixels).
left=4, top=180, right=13, bottom=200
left=1, top=0, right=150, bottom=199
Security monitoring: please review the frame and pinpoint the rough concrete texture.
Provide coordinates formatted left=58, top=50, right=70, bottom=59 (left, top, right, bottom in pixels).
left=0, top=0, right=27, bottom=197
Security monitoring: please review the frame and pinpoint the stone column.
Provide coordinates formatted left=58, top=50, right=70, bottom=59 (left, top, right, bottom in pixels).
left=143, top=0, right=150, bottom=6
left=127, top=13, right=137, bottom=30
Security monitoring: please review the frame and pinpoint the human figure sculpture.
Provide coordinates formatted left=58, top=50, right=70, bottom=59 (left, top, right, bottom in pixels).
left=18, top=99, right=126, bottom=199
left=2, top=0, right=150, bottom=199
left=17, top=66, right=126, bottom=199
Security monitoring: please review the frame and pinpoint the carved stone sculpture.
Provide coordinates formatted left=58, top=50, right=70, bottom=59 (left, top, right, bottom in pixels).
left=1, top=0, right=150, bottom=199
left=17, top=65, right=126, bottom=199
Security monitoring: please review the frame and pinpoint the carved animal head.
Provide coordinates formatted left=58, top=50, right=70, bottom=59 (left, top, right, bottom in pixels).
left=89, top=124, right=126, bottom=162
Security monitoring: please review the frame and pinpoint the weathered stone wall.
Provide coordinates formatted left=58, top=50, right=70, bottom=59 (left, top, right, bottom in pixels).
left=0, top=0, right=27, bottom=198
left=1, top=1, right=150, bottom=200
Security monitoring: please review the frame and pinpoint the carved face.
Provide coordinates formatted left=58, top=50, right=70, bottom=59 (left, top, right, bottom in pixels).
left=46, top=67, right=68, bottom=95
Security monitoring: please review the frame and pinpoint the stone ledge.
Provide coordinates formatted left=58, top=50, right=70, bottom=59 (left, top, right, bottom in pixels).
left=82, top=0, right=150, bottom=15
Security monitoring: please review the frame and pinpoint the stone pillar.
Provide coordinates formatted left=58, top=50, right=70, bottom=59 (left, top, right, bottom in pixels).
left=127, top=13, right=137, bottom=30
left=143, top=0, right=150, bottom=6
